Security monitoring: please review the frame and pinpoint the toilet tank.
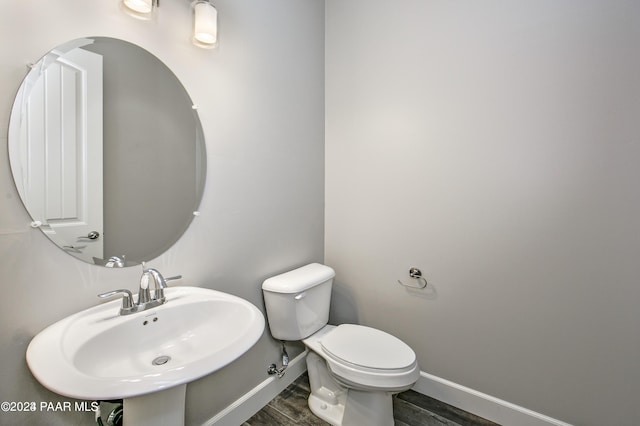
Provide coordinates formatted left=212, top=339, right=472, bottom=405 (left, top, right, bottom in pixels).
left=262, top=263, right=335, bottom=341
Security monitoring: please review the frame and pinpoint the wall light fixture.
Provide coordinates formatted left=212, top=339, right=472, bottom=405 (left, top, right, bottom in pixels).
left=121, top=0, right=158, bottom=20
left=192, top=0, right=218, bottom=49
left=121, top=0, right=219, bottom=49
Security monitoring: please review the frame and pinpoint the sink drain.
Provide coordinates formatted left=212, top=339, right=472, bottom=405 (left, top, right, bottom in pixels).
left=152, top=355, right=171, bottom=366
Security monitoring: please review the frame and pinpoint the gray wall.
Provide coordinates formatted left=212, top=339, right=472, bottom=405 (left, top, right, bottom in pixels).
left=325, top=1, right=640, bottom=425
left=0, top=1, right=324, bottom=425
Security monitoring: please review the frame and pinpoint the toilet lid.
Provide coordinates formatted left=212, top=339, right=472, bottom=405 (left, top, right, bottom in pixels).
left=321, top=324, right=416, bottom=370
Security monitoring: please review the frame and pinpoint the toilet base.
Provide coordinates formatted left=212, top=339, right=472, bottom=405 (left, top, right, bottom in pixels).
left=306, top=351, right=394, bottom=426
left=308, top=393, right=345, bottom=426
left=342, top=388, right=394, bottom=426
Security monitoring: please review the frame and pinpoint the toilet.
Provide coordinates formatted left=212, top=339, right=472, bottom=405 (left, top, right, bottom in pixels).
left=262, top=263, right=420, bottom=426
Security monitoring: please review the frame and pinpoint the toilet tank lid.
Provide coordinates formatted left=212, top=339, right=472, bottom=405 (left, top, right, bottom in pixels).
left=262, top=263, right=335, bottom=293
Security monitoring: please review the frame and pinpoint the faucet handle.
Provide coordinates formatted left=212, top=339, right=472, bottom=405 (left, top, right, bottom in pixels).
left=98, top=289, right=134, bottom=311
left=162, top=275, right=183, bottom=288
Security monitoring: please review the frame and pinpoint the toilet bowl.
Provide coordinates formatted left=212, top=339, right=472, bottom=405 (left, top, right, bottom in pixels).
left=303, top=324, right=419, bottom=425
left=262, top=263, right=420, bottom=426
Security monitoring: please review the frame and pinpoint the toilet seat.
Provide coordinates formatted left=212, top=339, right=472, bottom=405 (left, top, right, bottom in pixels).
left=321, top=324, right=416, bottom=370
left=308, top=324, right=420, bottom=391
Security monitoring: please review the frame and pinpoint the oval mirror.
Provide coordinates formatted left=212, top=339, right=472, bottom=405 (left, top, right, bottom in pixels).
left=8, top=37, right=206, bottom=267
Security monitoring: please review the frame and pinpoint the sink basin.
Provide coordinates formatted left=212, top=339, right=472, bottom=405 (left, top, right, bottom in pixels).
left=26, top=286, right=265, bottom=400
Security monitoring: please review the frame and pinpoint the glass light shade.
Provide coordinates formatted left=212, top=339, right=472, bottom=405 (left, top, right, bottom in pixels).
left=122, top=0, right=153, bottom=14
left=193, top=1, right=218, bottom=48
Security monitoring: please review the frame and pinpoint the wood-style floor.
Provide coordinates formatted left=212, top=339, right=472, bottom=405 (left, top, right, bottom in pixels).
left=244, top=373, right=499, bottom=426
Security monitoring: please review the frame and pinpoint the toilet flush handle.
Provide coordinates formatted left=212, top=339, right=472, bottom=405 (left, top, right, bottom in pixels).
left=294, top=292, right=306, bottom=300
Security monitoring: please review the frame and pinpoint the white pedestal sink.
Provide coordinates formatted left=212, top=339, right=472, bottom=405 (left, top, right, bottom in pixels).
left=123, top=384, right=186, bottom=426
left=26, top=286, right=265, bottom=426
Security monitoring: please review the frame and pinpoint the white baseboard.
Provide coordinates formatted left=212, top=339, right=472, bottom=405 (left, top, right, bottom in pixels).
left=412, top=371, right=573, bottom=426
left=202, top=350, right=309, bottom=426
left=202, top=356, right=572, bottom=426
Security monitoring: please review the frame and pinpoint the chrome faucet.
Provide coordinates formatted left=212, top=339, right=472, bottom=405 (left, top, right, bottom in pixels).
left=145, top=268, right=168, bottom=303
left=98, top=266, right=182, bottom=315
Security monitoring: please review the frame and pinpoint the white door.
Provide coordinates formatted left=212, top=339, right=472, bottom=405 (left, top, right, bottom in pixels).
left=21, top=48, right=104, bottom=261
